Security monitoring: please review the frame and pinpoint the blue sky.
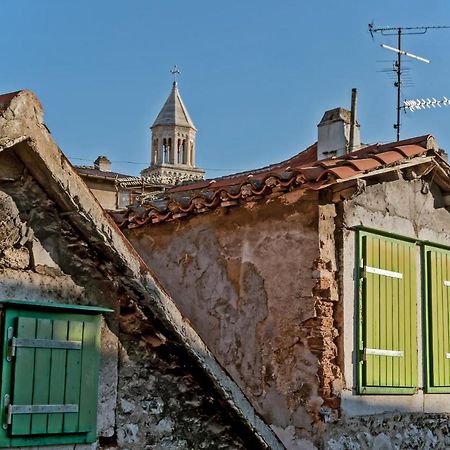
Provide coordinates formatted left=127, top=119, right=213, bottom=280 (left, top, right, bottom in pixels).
left=2, top=1, right=450, bottom=177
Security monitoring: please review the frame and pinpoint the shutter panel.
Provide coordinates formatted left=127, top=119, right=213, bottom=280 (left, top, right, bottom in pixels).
left=425, top=247, right=450, bottom=390
left=3, top=310, right=100, bottom=440
left=10, top=317, right=36, bottom=435
left=10, top=317, right=84, bottom=436
left=359, top=233, right=418, bottom=393
left=0, top=301, right=109, bottom=448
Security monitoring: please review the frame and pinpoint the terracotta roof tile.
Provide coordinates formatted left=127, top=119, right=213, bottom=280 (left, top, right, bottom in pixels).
left=317, top=159, right=345, bottom=168
left=346, top=159, right=382, bottom=171
left=297, top=166, right=325, bottom=181
left=319, top=165, right=361, bottom=180
left=395, top=144, right=428, bottom=158
left=371, top=151, right=405, bottom=165
left=115, top=134, right=439, bottom=228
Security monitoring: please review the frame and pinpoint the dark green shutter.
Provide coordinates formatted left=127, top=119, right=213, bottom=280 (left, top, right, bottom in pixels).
left=424, top=246, right=450, bottom=391
left=358, top=232, right=418, bottom=394
left=0, top=303, right=105, bottom=448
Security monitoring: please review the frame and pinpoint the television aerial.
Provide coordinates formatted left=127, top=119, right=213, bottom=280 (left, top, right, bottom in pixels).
left=369, top=24, right=450, bottom=141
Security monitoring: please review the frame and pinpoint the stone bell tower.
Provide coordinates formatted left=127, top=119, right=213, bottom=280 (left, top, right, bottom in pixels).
left=141, top=71, right=205, bottom=184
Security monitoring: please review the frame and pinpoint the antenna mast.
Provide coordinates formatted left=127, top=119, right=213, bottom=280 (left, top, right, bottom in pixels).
left=368, top=24, right=450, bottom=141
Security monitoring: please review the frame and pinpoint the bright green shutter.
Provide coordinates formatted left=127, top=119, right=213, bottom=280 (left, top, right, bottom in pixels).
left=359, top=232, right=418, bottom=394
left=0, top=306, right=102, bottom=447
left=425, top=246, right=450, bottom=391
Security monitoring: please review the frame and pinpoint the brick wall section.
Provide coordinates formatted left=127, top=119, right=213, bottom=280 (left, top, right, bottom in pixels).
left=314, top=203, right=343, bottom=410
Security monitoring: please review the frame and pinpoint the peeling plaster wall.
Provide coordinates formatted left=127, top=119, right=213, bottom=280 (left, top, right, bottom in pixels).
left=0, top=151, right=259, bottom=449
left=322, top=176, right=450, bottom=448
left=126, top=195, right=343, bottom=448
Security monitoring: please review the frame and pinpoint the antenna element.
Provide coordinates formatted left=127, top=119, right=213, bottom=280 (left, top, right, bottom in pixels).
left=369, top=24, right=450, bottom=140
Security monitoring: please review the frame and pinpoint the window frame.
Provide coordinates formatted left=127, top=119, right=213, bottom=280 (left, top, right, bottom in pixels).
left=356, top=229, right=419, bottom=395
left=423, top=244, right=450, bottom=393
left=0, top=300, right=111, bottom=448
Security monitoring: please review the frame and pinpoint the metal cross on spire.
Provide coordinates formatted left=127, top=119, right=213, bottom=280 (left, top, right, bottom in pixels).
left=170, top=65, right=181, bottom=85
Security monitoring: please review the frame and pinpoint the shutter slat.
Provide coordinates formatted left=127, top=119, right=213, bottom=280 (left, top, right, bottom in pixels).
left=11, top=317, right=36, bottom=435
left=78, top=320, right=99, bottom=432
left=386, top=240, right=393, bottom=386
left=398, top=243, right=406, bottom=385
left=47, top=320, right=69, bottom=434
left=437, top=252, right=444, bottom=385
left=63, top=321, right=83, bottom=433
left=31, top=319, right=52, bottom=434
left=379, top=238, right=387, bottom=385
left=392, top=242, right=400, bottom=385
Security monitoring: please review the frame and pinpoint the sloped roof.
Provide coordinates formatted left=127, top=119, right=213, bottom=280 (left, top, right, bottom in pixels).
left=0, top=91, right=21, bottom=111
left=152, top=82, right=196, bottom=130
left=75, top=166, right=131, bottom=180
left=114, top=135, right=450, bottom=228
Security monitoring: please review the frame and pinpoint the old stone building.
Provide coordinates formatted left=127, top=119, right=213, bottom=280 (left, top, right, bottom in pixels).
left=74, top=81, right=205, bottom=211
left=117, top=106, right=450, bottom=449
left=0, top=90, right=282, bottom=449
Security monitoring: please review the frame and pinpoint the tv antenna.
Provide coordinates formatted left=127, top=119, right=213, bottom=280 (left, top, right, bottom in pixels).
left=368, top=23, right=450, bottom=141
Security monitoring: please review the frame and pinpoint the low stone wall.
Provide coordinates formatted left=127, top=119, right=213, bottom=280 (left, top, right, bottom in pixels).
left=116, top=297, right=253, bottom=449
left=324, top=413, right=450, bottom=450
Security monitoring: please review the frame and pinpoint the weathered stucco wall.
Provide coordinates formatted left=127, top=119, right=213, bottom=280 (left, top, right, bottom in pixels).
left=126, top=193, right=343, bottom=449
left=0, top=151, right=260, bottom=449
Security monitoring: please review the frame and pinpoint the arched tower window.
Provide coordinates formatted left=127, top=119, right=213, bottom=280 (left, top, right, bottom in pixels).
left=190, top=141, right=194, bottom=166
left=182, top=139, right=187, bottom=164
left=153, top=139, right=158, bottom=164
left=167, top=138, right=172, bottom=163
left=163, top=138, right=168, bottom=163
left=177, top=139, right=182, bottom=164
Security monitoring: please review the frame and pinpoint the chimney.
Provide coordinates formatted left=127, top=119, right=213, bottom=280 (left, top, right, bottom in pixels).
left=94, top=156, right=112, bottom=172
left=317, top=107, right=361, bottom=160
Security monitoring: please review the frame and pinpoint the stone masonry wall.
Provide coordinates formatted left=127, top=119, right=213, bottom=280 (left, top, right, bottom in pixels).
left=324, top=413, right=450, bottom=450
left=0, top=153, right=260, bottom=449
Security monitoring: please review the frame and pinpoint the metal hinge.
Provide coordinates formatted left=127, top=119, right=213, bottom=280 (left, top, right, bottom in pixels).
left=6, top=328, right=81, bottom=362
left=3, top=395, right=78, bottom=429
left=6, top=328, right=14, bottom=362
left=362, top=347, right=404, bottom=361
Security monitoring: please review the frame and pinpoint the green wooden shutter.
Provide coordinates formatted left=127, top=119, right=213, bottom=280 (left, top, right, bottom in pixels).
left=0, top=305, right=103, bottom=448
left=424, top=246, right=450, bottom=392
left=358, top=232, right=418, bottom=394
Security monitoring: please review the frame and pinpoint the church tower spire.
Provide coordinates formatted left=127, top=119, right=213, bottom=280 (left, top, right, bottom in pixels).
left=141, top=68, right=205, bottom=185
